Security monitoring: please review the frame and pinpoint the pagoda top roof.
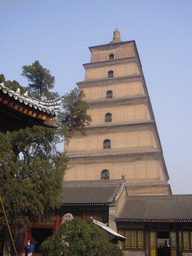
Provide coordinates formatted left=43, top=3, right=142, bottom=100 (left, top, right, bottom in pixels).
left=110, top=28, right=121, bottom=44
left=89, top=28, right=134, bottom=50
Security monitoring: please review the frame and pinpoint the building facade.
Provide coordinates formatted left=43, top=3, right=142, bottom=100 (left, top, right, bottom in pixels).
left=62, top=29, right=192, bottom=256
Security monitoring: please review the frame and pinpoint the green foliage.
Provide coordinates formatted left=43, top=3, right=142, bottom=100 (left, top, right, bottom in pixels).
left=0, top=74, right=5, bottom=83
left=0, top=66, right=91, bottom=231
left=40, top=218, right=123, bottom=256
left=0, top=127, right=67, bottom=231
left=4, top=79, right=27, bottom=95
left=61, top=88, right=92, bottom=137
left=21, top=60, right=55, bottom=98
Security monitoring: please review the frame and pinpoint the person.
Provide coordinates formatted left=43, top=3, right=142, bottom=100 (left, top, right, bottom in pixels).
left=164, top=240, right=168, bottom=256
left=28, top=240, right=35, bottom=256
left=25, top=240, right=30, bottom=256
left=25, top=240, right=35, bottom=256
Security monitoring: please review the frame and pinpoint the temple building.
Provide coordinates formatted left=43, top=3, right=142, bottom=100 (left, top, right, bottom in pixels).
left=61, top=29, right=192, bottom=256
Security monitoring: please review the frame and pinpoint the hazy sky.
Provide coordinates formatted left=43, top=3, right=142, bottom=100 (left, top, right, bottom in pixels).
left=1, top=0, right=191, bottom=194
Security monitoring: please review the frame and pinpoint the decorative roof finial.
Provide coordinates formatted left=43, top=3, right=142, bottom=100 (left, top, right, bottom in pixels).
left=110, top=28, right=121, bottom=44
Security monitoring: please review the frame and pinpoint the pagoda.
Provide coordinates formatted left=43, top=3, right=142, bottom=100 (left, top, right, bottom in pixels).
left=64, top=28, right=171, bottom=196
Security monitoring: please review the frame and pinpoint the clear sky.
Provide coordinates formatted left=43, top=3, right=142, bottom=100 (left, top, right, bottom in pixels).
left=1, top=0, right=191, bottom=194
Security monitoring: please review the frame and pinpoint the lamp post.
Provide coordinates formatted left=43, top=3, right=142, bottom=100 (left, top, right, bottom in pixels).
left=61, top=236, right=69, bottom=256
left=0, top=197, right=18, bottom=256
left=63, top=242, right=69, bottom=256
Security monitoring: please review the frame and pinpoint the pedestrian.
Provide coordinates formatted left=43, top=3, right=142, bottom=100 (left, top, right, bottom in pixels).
left=28, top=240, right=35, bottom=256
left=25, top=240, right=35, bottom=256
left=25, top=240, right=30, bottom=256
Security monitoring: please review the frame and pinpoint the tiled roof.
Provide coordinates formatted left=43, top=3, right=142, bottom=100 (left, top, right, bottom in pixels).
left=116, top=195, right=192, bottom=222
left=0, top=82, right=63, bottom=132
left=61, top=179, right=125, bottom=205
left=0, top=82, right=62, bottom=116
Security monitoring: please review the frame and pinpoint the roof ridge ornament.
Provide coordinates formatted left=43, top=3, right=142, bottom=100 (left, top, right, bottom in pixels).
left=110, top=28, right=121, bottom=44
left=0, top=82, right=63, bottom=117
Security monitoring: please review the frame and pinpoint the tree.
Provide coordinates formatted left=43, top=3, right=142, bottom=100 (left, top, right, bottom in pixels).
left=0, top=62, right=91, bottom=250
left=21, top=60, right=55, bottom=98
left=0, top=126, right=67, bottom=230
left=61, top=88, right=92, bottom=135
left=0, top=74, right=5, bottom=83
left=40, top=218, right=123, bottom=256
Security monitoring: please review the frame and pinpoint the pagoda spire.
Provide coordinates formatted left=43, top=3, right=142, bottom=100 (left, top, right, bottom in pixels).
left=110, top=28, right=121, bottom=44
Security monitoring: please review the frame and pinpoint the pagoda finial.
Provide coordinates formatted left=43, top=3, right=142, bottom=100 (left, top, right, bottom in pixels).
left=110, top=28, right=121, bottom=44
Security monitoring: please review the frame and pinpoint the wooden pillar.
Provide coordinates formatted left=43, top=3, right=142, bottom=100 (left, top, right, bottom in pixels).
left=54, top=210, right=60, bottom=233
left=175, top=224, right=181, bottom=256
left=23, top=227, right=30, bottom=254
left=83, top=209, right=86, bottom=222
left=145, top=229, right=150, bottom=256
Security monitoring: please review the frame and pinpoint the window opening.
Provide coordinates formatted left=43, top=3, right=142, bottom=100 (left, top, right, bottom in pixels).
left=118, top=229, right=144, bottom=250
left=103, top=139, right=111, bottom=149
left=105, top=113, right=112, bottom=122
left=182, top=231, right=192, bottom=251
left=108, top=70, right=113, bottom=78
left=106, top=90, right=113, bottom=99
left=109, top=54, right=114, bottom=60
left=101, top=170, right=109, bottom=180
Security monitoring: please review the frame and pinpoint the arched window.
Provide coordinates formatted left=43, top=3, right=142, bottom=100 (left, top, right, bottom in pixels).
left=109, top=53, right=114, bottom=60
left=106, top=90, right=113, bottom=99
left=108, top=70, right=113, bottom=78
left=103, top=139, right=111, bottom=149
left=105, top=113, right=112, bottom=122
left=101, top=169, right=109, bottom=180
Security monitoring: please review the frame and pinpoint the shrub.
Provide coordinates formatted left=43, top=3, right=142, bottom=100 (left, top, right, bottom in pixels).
left=40, top=217, right=123, bottom=256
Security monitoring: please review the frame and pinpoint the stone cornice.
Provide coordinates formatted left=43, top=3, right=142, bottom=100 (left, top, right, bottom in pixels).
left=86, top=95, right=149, bottom=107
left=63, top=179, right=123, bottom=187
left=77, top=75, right=144, bottom=88
left=125, top=181, right=171, bottom=188
left=86, top=120, right=154, bottom=131
left=67, top=148, right=161, bottom=159
left=83, top=56, right=138, bottom=69
left=88, top=40, right=135, bottom=51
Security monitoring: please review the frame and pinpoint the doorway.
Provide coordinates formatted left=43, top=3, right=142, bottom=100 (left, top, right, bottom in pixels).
left=157, top=231, right=170, bottom=256
left=31, top=228, right=53, bottom=253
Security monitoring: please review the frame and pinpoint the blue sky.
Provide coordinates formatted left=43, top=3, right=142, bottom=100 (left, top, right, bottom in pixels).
left=1, top=0, right=191, bottom=194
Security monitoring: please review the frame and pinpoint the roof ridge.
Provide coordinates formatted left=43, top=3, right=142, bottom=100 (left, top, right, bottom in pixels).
left=0, top=82, right=62, bottom=116
left=110, top=179, right=125, bottom=202
left=62, top=179, right=123, bottom=187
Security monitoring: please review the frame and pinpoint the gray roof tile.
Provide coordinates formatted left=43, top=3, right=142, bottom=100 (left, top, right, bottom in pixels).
left=0, top=82, right=62, bottom=116
left=62, top=180, right=124, bottom=205
left=116, top=195, right=192, bottom=222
